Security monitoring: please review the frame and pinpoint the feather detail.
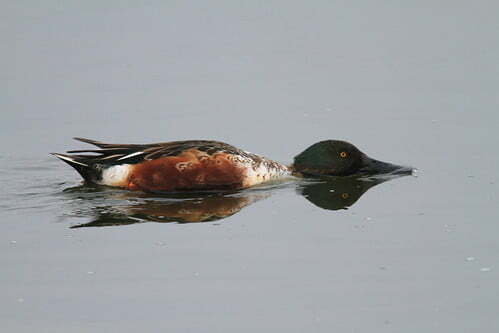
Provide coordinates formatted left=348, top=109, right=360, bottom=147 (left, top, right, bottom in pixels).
left=117, top=151, right=145, bottom=161
left=51, top=153, right=88, bottom=167
left=53, top=138, right=291, bottom=191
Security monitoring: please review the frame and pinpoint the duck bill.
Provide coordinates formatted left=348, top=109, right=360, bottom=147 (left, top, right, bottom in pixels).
left=359, top=156, right=413, bottom=176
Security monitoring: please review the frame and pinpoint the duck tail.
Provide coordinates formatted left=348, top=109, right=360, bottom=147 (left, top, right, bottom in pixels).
left=51, top=153, right=95, bottom=182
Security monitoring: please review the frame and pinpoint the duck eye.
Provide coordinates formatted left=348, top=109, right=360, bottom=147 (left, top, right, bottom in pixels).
left=339, top=151, right=348, bottom=158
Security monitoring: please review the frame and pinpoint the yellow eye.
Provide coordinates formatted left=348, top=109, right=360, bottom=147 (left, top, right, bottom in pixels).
left=340, top=151, right=348, bottom=158
left=341, top=193, right=349, bottom=199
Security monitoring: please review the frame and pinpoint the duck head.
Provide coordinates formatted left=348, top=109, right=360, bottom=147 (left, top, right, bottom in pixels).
left=292, top=140, right=411, bottom=176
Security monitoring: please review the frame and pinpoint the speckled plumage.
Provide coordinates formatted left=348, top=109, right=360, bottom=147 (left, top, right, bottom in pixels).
left=52, top=138, right=291, bottom=192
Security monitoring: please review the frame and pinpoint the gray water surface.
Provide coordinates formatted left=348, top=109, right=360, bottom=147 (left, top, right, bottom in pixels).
left=2, top=1, right=499, bottom=332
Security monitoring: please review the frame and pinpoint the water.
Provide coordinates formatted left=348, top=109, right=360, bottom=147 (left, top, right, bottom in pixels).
left=2, top=1, right=499, bottom=332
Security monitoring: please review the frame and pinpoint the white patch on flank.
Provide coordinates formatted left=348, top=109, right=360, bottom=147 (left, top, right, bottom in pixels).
left=100, top=165, right=131, bottom=186
left=117, top=151, right=144, bottom=161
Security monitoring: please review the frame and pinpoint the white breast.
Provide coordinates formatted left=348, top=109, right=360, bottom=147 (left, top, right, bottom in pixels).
left=242, top=159, right=291, bottom=187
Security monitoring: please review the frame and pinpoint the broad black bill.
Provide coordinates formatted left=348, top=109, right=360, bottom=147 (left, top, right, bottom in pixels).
left=358, top=155, right=414, bottom=176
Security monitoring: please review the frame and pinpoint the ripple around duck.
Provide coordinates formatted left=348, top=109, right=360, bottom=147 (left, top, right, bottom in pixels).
left=0, top=157, right=76, bottom=213
left=2, top=154, right=415, bottom=228
left=46, top=177, right=299, bottom=228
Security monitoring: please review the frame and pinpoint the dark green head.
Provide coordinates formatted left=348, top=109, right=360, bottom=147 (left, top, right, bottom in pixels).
left=293, top=140, right=411, bottom=176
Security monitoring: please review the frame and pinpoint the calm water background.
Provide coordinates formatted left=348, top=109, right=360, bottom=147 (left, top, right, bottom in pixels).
left=2, top=1, right=498, bottom=332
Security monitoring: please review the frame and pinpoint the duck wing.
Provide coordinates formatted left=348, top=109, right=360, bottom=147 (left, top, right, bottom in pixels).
left=62, top=137, right=257, bottom=165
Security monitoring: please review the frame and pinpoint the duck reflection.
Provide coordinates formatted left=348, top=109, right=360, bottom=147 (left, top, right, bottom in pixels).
left=66, top=170, right=412, bottom=228
left=298, top=173, right=410, bottom=210
left=67, top=189, right=270, bottom=228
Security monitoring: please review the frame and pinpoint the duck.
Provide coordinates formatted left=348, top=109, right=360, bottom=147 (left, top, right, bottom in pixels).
left=52, top=137, right=409, bottom=193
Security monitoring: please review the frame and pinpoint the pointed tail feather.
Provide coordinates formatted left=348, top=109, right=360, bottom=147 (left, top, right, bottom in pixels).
left=73, top=137, right=143, bottom=149
left=73, top=137, right=109, bottom=148
left=51, top=153, right=95, bottom=182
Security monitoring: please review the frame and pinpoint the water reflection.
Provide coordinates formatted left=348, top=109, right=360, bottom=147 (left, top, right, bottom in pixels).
left=65, top=171, right=412, bottom=228
left=298, top=173, right=410, bottom=210
left=64, top=187, right=271, bottom=228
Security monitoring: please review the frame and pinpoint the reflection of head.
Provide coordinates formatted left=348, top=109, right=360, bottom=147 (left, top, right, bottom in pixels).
left=298, top=173, right=412, bottom=210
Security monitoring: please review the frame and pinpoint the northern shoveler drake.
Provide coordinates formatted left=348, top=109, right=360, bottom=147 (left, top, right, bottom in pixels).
left=52, top=138, right=409, bottom=193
